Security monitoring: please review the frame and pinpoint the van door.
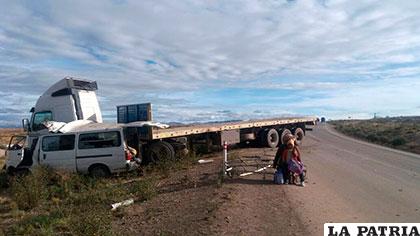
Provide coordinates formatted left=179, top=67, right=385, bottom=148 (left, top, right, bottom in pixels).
left=39, top=134, right=76, bottom=172
left=5, top=136, right=27, bottom=169
left=76, top=130, right=125, bottom=173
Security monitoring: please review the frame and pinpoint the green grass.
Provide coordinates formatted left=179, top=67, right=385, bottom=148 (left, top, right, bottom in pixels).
left=2, top=167, right=136, bottom=235
left=0, top=151, right=200, bottom=235
left=143, top=150, right=199, bottom=177
left=330, top=116, right=420, bottom=154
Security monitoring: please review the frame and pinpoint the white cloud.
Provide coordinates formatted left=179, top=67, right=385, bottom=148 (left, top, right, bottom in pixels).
left=1, top=0, right=420, bottom=126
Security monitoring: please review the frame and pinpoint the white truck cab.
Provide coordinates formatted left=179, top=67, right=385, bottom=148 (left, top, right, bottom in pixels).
left=4, top=124, right=139, bottom=177
left=27, top=77, right=102, bottom=134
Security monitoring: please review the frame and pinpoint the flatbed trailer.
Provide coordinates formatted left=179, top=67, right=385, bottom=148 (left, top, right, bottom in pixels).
left=148, top=117, right=316, bottom=139
left=122, top=113, right=317, bottom=163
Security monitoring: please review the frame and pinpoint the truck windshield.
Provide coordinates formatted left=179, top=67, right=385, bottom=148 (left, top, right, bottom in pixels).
left=32, top=111, right=53, bottom=131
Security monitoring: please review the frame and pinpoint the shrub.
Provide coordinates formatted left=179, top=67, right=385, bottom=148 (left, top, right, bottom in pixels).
left=391, top=137, right=406, bottom=146
left=10, top=167, right=51, bottom=210
left=9, top=212, right=65, bottom=236
left=366, top=134, right=378, bottom=142
left=129, top=177, right=157, bottom=201
left=68, top=205, right=112, bottom=236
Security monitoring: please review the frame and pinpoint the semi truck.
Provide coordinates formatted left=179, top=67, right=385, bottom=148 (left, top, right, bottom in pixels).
left=4, top=77, right=317, bottom=175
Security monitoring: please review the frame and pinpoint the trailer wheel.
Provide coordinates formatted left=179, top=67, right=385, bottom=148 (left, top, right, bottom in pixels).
left=294, top=128, right=304, bottom=144
left=146, top=141, right=175, bottom=164
left=280, top=129, right=292, bottom=144
left=260, top=129, right=279, bottom=148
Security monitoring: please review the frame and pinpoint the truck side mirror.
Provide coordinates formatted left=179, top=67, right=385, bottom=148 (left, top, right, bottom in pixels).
left=22, top=118, right=30, bottom=132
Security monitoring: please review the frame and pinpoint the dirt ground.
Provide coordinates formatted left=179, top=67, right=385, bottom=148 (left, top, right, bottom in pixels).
left=113, top=152, right=228, bottom=235
left=0, top=128, right=23, bottom=147
left=113, top=147, right=309, bottom=236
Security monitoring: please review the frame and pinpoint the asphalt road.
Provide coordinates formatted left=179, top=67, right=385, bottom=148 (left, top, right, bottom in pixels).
left=287, top=124, right=420, bottom=234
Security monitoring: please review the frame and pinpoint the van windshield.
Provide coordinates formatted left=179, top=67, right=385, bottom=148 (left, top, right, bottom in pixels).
left=32, top=111, right=53, bottom=131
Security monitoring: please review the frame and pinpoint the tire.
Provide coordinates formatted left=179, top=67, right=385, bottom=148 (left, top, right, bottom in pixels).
left=89, top=165, right=110, bottom=178
left=161, top=141, right=176, bottom=158
left=280, top=129, right=292, bottom=144
left=260, top=129, right=279, bottom=148
left=146, top=141, right=175, bottom=164
left=294, top=128, right=304, bottom=144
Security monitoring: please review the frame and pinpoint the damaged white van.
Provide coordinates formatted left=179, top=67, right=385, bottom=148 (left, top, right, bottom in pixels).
left=4, top=123, right=140, bottom=177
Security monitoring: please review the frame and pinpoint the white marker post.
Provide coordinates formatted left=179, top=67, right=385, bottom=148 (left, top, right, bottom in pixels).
left=223, top=141, right=228, bottom=176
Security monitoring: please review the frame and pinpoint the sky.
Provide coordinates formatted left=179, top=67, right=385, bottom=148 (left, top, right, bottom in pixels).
left=1, top=0, right=420, bottom=127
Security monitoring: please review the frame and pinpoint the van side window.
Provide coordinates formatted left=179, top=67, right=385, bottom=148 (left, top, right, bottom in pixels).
left=32, top=111, right=53, bottom=131
left=42, top=135, right=75, bottom=152
left=78, top=131, right=121, bottom=149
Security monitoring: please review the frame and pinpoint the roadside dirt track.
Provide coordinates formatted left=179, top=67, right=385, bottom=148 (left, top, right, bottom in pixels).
left=114, top=124, right=420, bottom=235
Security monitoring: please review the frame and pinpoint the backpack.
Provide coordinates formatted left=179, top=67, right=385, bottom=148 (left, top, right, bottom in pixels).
left=273, top=170, right=284, bottom=184
left=288, top=159, right=304, bottom=175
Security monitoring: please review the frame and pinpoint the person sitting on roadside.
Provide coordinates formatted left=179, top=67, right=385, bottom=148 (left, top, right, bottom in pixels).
left=282, top=138, right=305, bottom=187
left=273, top=134, right=294, bottom=183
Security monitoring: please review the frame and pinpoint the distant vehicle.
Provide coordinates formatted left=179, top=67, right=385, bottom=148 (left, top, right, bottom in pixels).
left=4, top=123, right=139, bottom=177
left=321, top=117, right=326, bottom=123
left=5, top=77, right=317, bottom=174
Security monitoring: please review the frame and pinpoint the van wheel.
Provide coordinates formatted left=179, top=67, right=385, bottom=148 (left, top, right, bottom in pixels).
left=146, top=141, right=175, bottom=164
left=89, top=165, right=110, bottom=178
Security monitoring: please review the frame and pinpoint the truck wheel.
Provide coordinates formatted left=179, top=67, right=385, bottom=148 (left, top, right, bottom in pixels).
left=261, top=129, right=279, bottom=148
left=280, top=129, right=292, bottom=144
left=294, top=128, right=304, bottom=144
left=146, top=141, right=175, bottom=164
left=89, top=165, right=110, bottom=178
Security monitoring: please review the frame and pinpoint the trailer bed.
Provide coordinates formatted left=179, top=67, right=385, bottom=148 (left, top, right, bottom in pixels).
left=148, top=116, right=317, bottom=139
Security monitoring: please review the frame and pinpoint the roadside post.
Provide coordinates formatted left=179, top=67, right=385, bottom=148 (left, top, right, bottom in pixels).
left=220, top=130, right=239, bottom=178
left=223, top=141, right=228, bottom=176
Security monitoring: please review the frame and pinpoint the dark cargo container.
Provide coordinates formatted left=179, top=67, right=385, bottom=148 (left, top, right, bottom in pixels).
left=117, top=103, right=152, bottom=123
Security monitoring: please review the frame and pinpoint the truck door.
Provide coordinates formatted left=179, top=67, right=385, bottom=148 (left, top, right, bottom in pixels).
left=39, top=134, right=76, bottom=172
